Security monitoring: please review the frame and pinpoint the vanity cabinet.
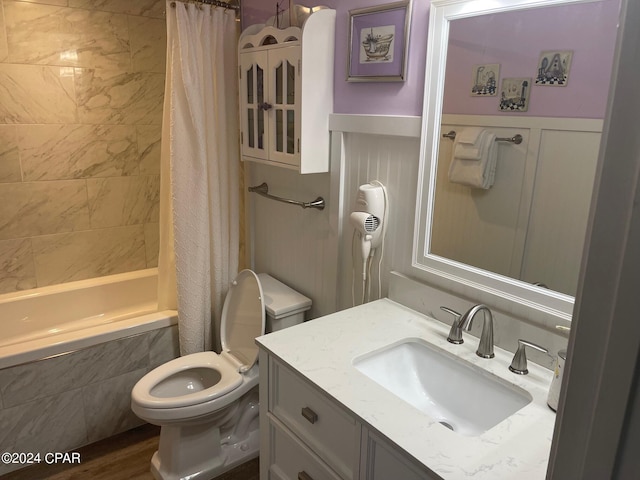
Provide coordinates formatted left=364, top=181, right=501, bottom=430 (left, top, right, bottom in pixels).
left=360, top=430, right=439, bottom=480
left=238, top=10, right=335, bottom=174
left=259, top=351, right=437, bottom=480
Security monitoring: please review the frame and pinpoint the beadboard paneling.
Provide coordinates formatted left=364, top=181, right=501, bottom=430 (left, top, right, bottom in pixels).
left=248, top=113, right=599, bottom=320
left=337, top=133, right=421, bottom=310
left=247, top=163, right=335, bottom=318
left=432, top=115, right=602, bottom=297
left=247, top=129, right=421, bottom=317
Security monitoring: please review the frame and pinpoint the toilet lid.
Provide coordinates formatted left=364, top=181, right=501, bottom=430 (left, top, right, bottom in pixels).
left=220, top=269, right=265, bottom=372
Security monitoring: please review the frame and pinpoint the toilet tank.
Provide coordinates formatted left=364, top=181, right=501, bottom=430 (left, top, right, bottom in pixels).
left=258, top=273, right=312, bottom=333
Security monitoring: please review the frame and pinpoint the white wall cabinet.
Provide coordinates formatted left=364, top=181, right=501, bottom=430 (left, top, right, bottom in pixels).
left=238, top=10, right=335, bottom=174
left=259, top=350, right=438, bottom=480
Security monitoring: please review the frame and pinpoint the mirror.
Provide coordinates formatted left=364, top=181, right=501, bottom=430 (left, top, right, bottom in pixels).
left=413, top=0, right=620, bottom=318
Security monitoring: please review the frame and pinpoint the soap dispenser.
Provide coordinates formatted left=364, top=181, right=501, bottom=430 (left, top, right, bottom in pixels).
left=547, top=326, right=570, bottom=411
left=547, top=348, right=566, bottom=411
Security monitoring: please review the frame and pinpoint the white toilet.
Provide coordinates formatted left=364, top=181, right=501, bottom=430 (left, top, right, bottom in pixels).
left=131, top=270, right=311, bottom=480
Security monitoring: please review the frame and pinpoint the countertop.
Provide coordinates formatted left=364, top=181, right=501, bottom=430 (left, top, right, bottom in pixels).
left=255, top=298, right=556, bottom=480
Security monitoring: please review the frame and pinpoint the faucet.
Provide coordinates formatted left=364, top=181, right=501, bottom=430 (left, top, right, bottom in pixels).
left=445, top=304, right=495, bottom=358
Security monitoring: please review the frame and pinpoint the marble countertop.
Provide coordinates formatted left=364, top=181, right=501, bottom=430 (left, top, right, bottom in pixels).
left=256, top=298, right=556, bottom=480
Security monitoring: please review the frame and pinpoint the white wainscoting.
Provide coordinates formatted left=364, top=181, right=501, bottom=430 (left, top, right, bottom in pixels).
left=247, top=113, right=600, bottom=319
left=247, top=162, right=335, bottom=318
left=333, top=125, right=421, bottom=311
left=247, top=114, right=421, bottom=318
left=435, top=114, right=602, bottom=296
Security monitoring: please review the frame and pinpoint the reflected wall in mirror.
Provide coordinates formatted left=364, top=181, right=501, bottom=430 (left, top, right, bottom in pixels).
left=432, top=1, right=619, bottom=296
left=414, top=0, right=621, bottom=316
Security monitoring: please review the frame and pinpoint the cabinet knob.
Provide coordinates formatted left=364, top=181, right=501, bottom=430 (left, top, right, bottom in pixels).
left=298, top=471, right=314, bottom=480
left=301, top=406, right=318, bottom=424
left=258, top=102, right=273, bottom=111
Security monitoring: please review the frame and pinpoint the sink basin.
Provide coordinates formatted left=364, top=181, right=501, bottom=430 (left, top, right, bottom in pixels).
left=353, top=338, right=532, bottom=436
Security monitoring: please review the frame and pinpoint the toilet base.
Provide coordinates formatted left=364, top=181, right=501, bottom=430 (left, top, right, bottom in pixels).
left=149, top=427, right=259, bottom=480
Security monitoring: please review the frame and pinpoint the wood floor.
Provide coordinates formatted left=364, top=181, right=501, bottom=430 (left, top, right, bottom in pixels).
left=1, top=424, right=259, bottom=480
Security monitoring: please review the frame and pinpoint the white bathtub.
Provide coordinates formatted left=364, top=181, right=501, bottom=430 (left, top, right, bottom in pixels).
left=0, top=268, right=178, bottom=370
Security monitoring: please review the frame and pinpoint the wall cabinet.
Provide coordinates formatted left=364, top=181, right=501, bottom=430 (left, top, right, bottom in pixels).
left=259, top=351, right=438, bottom=480
left=238, top=10, right=335, bottom=174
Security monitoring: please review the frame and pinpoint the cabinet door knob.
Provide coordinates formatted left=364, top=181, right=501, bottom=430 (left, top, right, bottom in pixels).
left=298, top=471, right=314, bottom=480
left=258, top=102, right=273, bottom=111
left=301, top=406, right=318, bottom=424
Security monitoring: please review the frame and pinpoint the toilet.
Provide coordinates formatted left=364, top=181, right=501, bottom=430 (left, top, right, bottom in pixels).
left=131, top=270, right=311, bottom=480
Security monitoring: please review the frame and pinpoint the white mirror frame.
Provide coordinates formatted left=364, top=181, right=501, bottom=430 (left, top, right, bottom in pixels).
left=413, top=0, right=600, bottom=320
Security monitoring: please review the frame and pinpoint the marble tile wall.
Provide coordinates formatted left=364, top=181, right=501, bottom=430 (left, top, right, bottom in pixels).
left=0, top=324, right=180, bottom=476
left=0, top=0, right=166, bottom=294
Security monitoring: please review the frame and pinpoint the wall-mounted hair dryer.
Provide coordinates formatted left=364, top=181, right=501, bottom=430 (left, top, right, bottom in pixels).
left=349, top=211, right=379, bottom=266
left=349, top=183, right=386, bottom=281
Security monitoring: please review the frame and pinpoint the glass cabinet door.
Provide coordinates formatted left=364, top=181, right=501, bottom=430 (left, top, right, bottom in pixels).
left=269, top=46, right=301, bottom=167
left=239, top=51, right=269, bottom=160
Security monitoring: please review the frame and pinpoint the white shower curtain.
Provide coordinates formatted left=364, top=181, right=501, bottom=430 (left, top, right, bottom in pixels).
left=158, top=1, right=240, bottom=355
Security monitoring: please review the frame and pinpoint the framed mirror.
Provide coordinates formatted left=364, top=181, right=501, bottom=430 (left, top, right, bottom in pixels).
left=413, top=0, right=620, bottom=318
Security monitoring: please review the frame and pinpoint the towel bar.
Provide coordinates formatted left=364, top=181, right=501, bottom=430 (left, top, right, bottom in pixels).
left=248, top=182, right=325, bottom=210
left=442, top=130, right=523, bottom=145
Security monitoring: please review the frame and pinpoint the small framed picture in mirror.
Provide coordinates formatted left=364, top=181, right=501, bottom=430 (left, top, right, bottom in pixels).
left=499, top=77, right=531, bottom=112
left=471, top=64, right=500, bottom=96
left=347, top=1, right=412, bottom=82
left=535, top=50, right=573, bottom=86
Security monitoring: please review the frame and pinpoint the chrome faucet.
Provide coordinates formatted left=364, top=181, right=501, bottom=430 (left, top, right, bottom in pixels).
left=445, top=304, right=495, bottom=358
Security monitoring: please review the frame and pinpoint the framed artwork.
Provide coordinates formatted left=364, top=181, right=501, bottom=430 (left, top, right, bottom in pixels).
left=347, top=1, right=412, bottom=82
left=471, top=64, right=500, bottom=96
left=499, top=78, right=531, bottom=112
left=535, top=50, right=573, bottom=86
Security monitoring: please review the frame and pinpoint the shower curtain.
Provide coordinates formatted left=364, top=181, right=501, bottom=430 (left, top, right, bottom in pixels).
left=158, top=1, right=240, bottom=354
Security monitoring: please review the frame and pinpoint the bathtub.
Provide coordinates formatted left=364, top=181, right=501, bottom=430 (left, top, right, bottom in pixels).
left=0, top=268, right=178, bottom=370
left=0, top=268, right=179, bottom=475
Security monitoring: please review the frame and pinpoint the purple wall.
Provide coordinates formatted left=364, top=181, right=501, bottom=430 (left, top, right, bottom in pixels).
left=241, top=0, right=619, bottom=118
left=443, top=1, right=620, bottom=118
left=241, top=0, right=429, bottom=116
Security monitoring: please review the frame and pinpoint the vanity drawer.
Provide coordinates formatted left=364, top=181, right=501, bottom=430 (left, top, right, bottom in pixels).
left=268, top=415, right=342, bottom=480
left=270, top=359, right=359, bottom=479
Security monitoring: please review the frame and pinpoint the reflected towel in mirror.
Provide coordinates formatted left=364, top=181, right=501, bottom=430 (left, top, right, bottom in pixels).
left=453, top=127, right=486, bottom=159
left=448, top=129, right=498, bottom=189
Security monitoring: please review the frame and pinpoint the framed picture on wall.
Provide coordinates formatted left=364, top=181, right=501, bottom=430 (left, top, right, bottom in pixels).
left=347, top=1, right=412, bottom=82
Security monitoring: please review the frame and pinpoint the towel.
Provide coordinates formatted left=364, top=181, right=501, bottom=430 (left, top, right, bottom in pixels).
left=456, top=127, right=485, bottom=144
left=448, top=130, right=498, bottom=189
left=453, top=127, right=486, bottom=160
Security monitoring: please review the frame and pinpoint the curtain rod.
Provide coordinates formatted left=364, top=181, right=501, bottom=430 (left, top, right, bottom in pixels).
left=170, top=0, right=240, bottom=11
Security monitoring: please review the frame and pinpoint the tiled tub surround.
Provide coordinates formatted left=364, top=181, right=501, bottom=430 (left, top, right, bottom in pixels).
left=256, top=300, right=556, bottom=479
left=0, top=0, right=166, bottom=294
left=0, top=325, right=179, bottom=476
left=0, top=268, right=178, bottom=475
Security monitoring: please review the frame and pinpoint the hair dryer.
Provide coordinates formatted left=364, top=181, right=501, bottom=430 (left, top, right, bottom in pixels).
left=349, top=211, right=380, bottom=272
left=350, top=183, right=386, bottom=280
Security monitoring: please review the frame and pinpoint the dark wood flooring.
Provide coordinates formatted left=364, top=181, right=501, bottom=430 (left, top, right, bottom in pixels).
left=1, top=424, right=259, bottom=480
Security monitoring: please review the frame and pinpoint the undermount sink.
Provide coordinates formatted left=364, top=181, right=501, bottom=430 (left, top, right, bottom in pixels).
left=353, top=338, right=532, bottom=436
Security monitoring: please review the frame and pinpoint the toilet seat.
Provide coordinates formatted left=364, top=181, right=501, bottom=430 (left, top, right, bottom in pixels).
left=132, top=270, right=265, bottom=411
left=220, top=270, right=265, bottom=372
left=132, top=352, right=243, bottom=409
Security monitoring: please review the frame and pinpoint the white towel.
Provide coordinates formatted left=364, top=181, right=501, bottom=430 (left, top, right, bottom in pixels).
left=456, top=127, right=485, bottom=144
left=453, top=127, right=487, bottom=160
left=448, top=131, right=498, bottom=189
